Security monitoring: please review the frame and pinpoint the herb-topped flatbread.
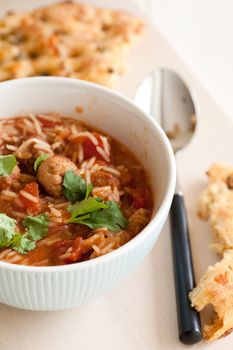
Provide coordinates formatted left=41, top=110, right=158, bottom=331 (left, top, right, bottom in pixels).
left=0, top=1, right=144, bottom=85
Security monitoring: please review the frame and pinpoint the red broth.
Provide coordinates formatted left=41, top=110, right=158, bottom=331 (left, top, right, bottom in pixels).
left=0, top=115, right=152, bottom=266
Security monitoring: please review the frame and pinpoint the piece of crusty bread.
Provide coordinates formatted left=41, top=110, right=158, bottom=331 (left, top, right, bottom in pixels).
left=190, top=164, right=233, bottom=341
left=0, top=1, right=144, bottom=86
left=190, top=249, right=233, bottom=341
left=198, top=163, right=233, bottom=254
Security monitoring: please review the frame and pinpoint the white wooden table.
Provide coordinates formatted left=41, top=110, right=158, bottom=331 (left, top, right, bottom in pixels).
left=1, top=1, right=233, bottom=349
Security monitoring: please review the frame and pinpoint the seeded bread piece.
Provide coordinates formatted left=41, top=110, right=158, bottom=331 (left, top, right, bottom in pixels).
left=190, top=249, right=233, bottom=341
left=0, top=1, right=144, bottom=86
left=190, top=164, right=233, bottom=341
left=198, top=164, right=233, bottom=254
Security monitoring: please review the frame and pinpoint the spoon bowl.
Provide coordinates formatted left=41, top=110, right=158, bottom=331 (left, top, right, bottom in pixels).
left=135, top=68, right=196, bottom=153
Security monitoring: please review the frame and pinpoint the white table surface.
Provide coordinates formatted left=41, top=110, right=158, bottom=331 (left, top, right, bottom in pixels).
left=136, top=0, right=233, bottom=126
left=1, top=1, right=233, bottom=349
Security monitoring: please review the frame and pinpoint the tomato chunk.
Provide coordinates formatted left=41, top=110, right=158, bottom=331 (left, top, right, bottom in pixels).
left=83, top=133, right=102, bottom=159
left=73, top=132, right=111, bottom=162
left=19, top=182, right=41, bottom=214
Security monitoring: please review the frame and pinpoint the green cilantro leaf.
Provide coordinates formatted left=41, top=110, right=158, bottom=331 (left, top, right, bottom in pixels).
left=22, top=214, right=49, bottom=241
left=69, top=200, right=128, bottom=232
left=85, top=183, right=93, bottom=199
left=0, top=155, right=17, bottom=176
left=10, top=234, right=36, bottom=254
left=0, top=213, right=17, bottom=248
left=0, top=213, right=49, bottom=255
left=34, top=154, right=50, bottom=172
left=63, top=170, right=87, bottom=201
left=68, top=197, right=108, bottom=219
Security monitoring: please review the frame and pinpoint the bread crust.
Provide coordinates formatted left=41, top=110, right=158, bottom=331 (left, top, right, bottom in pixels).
left=190, top=164, right=233, bottom=341
left=0, top=1, right=144, bottom=85
left=190, top=250, right=233, bottom=341
left=198, top=164, right=233, bottom=254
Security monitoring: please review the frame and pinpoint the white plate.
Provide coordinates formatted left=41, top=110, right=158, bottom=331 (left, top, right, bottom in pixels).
left=1, top=0, right=233, bottom=349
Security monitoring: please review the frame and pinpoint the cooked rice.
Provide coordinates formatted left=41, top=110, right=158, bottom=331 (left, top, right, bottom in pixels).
left=101, top=242, right=116, bottom=255
left=112, top=186, right=120, bottom=202
left=92, top=228, right=108, bottom=233
left=0, top=195, right=14, bottom=201
left=89, top=164, right=101, bottom=174
left=96, top=146, right=109, bottom=162
left=38, top=114, right=61, bottom=123
left=92, top=244, right=101, bottom=254
left=78, top=143, right=84, bottom=163
left=102, top=166, right=121, bottom=177
left=0, top=249, right=11, bottom=259
left=8, top=255, right=23, bottom=263
left=100, top=135, right=110, bottom=156
left=108, top=192, right=118, bottom=202
left=4, top=126, right=18, bottom=134
left=29, top=114, right=44, bottom=138
left=11, top=211, right=26, bottom=218
left=51, top=217, right=63, bottom=223
left=6, top=250, right=18, bottom=258
left=2, top=134, right=13, bottom=142
left=32, top=259, right=49, bottom=266
left=20, top=190, right=39, bottom=203
left=71, top=131, right=98, bottom=145
left=82, top=233, right=105, bottom=253
left=50, top=207, right=62, bottom=217
left=16, top=138, right=37, bottom=159
left=6, top=144, right=17, bottom=151
left=58, top=252, right=71, bottom=261
left=44, top=238, right=62, bottom=246
left=1, top=190, right=17, bottom=198
left=51, top=141, right=62, bottom=150
left=71, top=124, right=78, bottom=136
left=53, top=202, right=69, bottom=209
left=19, top=259, right=29, bottom=265
left=23, top=118, right=35, bottom=129
left=85, top=157, right=96, bottom=169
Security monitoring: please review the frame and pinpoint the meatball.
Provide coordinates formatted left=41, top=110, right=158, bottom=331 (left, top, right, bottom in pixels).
left=37, top=155, right=78, bottom=197
left=0, top=165, right=20, bottom=190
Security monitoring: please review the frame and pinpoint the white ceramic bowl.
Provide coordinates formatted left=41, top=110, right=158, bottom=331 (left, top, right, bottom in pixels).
left=0, top=77, right=175, bottom=311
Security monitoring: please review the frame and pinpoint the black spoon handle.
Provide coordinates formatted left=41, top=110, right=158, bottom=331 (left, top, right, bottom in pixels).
left=170, top=193, right=202, bottom=345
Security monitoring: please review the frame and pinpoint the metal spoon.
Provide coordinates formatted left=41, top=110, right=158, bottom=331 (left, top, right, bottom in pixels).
left=135, top=68, right=202, bottom=345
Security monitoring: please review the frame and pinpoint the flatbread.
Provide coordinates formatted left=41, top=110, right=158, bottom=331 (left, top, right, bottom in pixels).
left=0, top=1, right=144, bottom=86
left=190, top=164, right=233, bottom=341
left=190, top=249, right=233, bottom=341
left=198, top=163, right=233, bottom=254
